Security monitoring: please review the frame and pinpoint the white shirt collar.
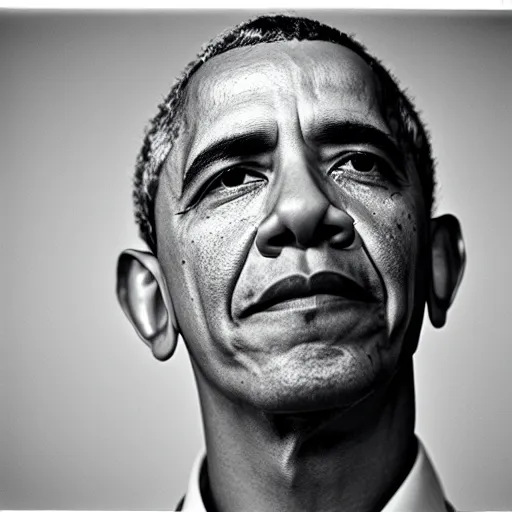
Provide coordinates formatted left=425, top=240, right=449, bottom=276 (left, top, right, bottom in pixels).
left=180, top=439, right=450, bottom=512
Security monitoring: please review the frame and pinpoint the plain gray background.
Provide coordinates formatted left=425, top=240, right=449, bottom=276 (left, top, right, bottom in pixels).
left=1, top=9, right=511, bottom=511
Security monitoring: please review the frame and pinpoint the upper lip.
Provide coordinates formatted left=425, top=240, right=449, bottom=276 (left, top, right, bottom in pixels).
left=240, top=271, right=375, bottom=317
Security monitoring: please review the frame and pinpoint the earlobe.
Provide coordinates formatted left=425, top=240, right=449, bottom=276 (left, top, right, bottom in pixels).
left=427, top=214, right=466, bottom=328
left=116, top=249, right=179, bottom=361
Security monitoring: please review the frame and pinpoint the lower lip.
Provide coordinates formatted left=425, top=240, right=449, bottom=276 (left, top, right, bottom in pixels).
left=264, top=294, right=358, bottom=313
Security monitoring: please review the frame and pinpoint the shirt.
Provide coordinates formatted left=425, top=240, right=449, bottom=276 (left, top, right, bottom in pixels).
left=178, top=440, right=455, bottom=511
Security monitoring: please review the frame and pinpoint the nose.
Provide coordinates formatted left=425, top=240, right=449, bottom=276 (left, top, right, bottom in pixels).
left=255, top=160, right=355, bottom=258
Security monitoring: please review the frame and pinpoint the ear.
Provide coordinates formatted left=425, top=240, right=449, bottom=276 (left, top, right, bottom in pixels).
left=427, top=214, right=466, bottom=328
left=116, top=249, right=179, bottom=361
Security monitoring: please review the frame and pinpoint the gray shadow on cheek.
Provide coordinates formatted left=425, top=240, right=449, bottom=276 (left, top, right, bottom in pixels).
left=224, top=225, right=260, bottom=326
left=199, top=223, right=262, bottom=367
left=348, top=207, right=391, bottom=341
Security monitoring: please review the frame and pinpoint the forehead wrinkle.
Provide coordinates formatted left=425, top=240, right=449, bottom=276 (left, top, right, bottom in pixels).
left=184, top=40, right=384, bottom=130
left=182, top=54, right=283, bottom=143
left=312, top=53, right=381, bottom=118
left=275, top=40, right=380, bottom=104
left=188, top=48, right=287, bottom=116
left=292, top=54, right=390, bottom=140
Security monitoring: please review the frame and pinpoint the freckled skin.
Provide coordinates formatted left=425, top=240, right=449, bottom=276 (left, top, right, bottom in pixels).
left=155, top=41, right=428, bottom=412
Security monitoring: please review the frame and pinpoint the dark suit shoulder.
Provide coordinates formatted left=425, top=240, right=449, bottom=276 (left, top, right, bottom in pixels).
left=175, top=495, right=185, bottom=511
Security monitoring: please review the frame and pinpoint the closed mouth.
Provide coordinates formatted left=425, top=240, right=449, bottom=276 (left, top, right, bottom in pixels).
left=240, top=271, right=375, bottom=318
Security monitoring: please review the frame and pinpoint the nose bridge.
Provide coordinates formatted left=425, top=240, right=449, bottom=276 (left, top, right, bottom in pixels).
left=271, top=149, right=330, bottom=238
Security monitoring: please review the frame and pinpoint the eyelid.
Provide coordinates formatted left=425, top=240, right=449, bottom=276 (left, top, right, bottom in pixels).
left=334, top=144, right=393, bottom=162
left=329, top=147, right=397, bottom=174
left=176, top=165, right=265, bottom=215
left=176, top=171, right=224, bottom=215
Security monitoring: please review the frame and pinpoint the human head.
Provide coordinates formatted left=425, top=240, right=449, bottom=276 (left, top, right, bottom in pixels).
left=117, top=15, right=465, bottom=413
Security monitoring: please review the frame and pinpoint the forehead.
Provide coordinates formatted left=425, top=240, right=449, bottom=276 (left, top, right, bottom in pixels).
left=189, top=40, right=374, bottom=103
left=183, top=40, right=382, bottom=132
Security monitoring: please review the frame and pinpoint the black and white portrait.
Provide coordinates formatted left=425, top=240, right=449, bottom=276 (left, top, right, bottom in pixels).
left=2, top=8, right=511, bottom=512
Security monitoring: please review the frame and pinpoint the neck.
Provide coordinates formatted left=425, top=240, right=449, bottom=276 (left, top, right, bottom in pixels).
left=194, top=362, right=417, bottom=512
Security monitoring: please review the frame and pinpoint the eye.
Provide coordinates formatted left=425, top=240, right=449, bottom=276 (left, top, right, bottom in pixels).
left=333, top=152, right=383, bottom=174
left=177, top=167, right=265, bottom=215
left=212, top=167, right=264, bottom=190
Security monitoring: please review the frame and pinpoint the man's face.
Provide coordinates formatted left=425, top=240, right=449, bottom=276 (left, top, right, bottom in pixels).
left=155, top=41, right=428, bottom=412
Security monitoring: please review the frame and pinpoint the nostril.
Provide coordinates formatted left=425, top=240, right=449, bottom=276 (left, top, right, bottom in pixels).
left=268, top=229, right=296, bottom=249
left=320, top=224, right=344, bottom=242
left=329, top=227, right=355, bottom=248
left=256, top=205, right=355, bottom=257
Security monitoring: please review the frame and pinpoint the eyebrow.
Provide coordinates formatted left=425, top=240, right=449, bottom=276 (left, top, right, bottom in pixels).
left=182, top=121, right=403, bottom=193
left=183, top=131, right=276, bottom=192
left=310, top=121, right=404, bottom=167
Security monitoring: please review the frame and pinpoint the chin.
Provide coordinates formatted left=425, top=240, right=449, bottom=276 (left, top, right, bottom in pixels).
left=237, top=341, right=397, bottom=413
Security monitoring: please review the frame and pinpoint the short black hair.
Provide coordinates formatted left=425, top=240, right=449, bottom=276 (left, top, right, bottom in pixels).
left=133, top=14, right=436, bottom=252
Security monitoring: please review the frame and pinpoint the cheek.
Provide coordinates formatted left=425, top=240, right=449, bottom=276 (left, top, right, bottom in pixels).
left=344, top=184, right=422, bottom=338
left=159, top=191, right=267, bottom=353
